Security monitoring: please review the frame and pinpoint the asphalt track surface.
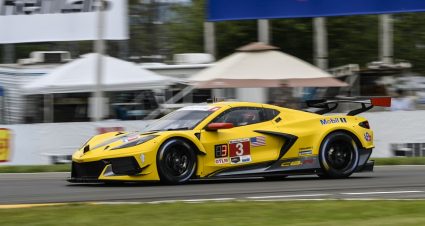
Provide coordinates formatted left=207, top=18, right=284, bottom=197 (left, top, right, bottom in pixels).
left=1, top=166, right=425, bottom=205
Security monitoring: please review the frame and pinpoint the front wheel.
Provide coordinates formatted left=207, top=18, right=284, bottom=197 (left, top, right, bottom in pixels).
left=318, top=132, right=359, bottom=179
left=156, top=139, right=197, bottom=184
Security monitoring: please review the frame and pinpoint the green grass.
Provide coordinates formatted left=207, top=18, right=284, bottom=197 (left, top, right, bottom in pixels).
left=1, top=201, right=425, bottom=226
left=0, top=157, right=424, bottom=174
left=373, top=157, right=425, bottom=165
left=0, top=164, right=70, bottom=173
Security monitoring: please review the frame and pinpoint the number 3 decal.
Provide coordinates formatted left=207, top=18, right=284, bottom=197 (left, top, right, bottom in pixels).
left=229, top=140, right=250, bottom=157
left=235, top=143, right=244, bottom=156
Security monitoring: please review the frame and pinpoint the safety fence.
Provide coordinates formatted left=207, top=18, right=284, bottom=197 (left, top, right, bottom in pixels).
left=0, top=110, right=424, bottom=165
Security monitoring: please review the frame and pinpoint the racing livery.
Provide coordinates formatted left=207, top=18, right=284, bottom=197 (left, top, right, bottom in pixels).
left=69, top=98, right=390, bottom=184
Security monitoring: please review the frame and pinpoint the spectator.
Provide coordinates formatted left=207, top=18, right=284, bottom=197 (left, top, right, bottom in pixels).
left=391, top=89, right=415, bottom=111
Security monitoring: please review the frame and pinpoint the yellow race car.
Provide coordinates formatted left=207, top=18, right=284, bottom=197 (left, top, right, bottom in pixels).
left=68, top=98, right=390, bottom=184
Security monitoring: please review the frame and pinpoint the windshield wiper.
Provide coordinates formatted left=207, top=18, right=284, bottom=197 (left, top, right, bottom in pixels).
left=166, top=127, right=189, bottom=131
left=142, top=130, right=160, bottom=134
left=145, top=129, right=161, bottom=133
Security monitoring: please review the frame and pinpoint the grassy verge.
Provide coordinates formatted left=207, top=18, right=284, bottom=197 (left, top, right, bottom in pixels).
left=0, top=164, right=70, bottom=173
left=372, top=157, right=425, bottom=165
left=1, top=201, right=425, bottom=226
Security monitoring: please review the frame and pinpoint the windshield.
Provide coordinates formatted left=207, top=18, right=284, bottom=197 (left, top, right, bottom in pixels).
left=145, top=110, right=214, bottom=131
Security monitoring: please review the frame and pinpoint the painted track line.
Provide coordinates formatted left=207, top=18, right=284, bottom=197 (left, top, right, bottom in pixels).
left=4, top=198, right=425, bottom=209
left=246, top=194, right=330, bottom=199
left=341, top=190, right=424, bottom=195
left=0, top=172, right=69, bottom=175
left=0, top=203, right=66, bottom=209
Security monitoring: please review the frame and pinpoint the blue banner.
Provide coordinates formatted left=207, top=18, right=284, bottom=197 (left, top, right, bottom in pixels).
left=207, top=0, right=425, bottom=21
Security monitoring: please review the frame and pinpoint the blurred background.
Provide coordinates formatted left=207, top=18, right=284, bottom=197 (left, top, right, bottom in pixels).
left=1, top=0, right=425, bottom=165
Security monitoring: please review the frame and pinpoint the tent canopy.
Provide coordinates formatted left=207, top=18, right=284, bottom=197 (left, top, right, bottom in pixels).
left=190, top=42, right=347, bottom=88
left=23, top=53, right=180, bottom=95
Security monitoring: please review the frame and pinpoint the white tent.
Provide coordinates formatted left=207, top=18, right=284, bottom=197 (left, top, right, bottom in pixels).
left=190, top=42, right=347, bottom=88
left=23, top=53, right=180, bottom=94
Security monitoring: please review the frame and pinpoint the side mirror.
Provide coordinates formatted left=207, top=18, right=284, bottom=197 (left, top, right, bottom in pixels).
left=206, top=123, right=234, bottom=131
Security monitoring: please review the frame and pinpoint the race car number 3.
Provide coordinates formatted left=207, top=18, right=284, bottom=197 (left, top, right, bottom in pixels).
left=229, top=140, right=250, bottom=157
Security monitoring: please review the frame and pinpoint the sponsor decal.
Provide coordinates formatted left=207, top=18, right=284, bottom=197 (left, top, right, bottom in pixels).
left=0, top=129, right=11, bottom=163
left=281, top=162, right=291, bottom=167
left=320, top=117, right=347, bottom=125
left=299, top=150, right=312, bottom=156
left=299, top=147, right=313, bottom=156
left=302, top=158, right=314, bottom=165
left=241, top=156, right=252, bottom=163
left=290, top=160, right=302, bottom=166
left=229, top=138, right=250, bottom=144
left=97, top=127, right=124, bottom=134
left=364, top=132, right=372, bottom=142
left=1, top=0, right=112, bottom=15
left=215, top=144, right=228, bottom=158
left=250, top=136, right=266, bottom=147
left=228, top=138, right=252, bottom=164
left=215, top=157, right=229, bottom=164
left=281, top=159, right=302, bottom=167
left=230, top=155, right=252, bottom=164
left=0, top=0, right=127, bottom=44
left=230, top=157, right=240, bottom=164
left=123, top=135, right=139, bottom=143
left=209, top=106, right=221, bottom=112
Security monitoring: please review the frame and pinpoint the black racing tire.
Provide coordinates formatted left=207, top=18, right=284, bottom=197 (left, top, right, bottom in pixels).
left=318, top=132, right=359, bottom=179
left=156, top=138, right=197, bottom=184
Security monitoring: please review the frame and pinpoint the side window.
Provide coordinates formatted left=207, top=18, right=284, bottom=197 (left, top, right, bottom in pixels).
left=214, top=107, right=264, bottom=127
left=263, top=108, right=280, bottom=121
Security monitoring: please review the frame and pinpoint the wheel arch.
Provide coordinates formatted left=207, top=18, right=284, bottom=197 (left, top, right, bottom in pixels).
left=158, top=133, right=207, bottom=155
left=322, top=129, right=363, bottom=149
left=160, top=136, right=204, bottom=156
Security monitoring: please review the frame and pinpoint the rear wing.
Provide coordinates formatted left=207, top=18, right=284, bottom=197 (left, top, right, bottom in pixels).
left=305, top=96, right=391, bottom=116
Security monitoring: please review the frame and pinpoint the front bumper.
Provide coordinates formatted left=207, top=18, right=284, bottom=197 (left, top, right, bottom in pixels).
left=70, top=160, right=106, bottom=180
left=67, top=177, right=103, bottom=183
left=68, top=156, right=153, bottom=183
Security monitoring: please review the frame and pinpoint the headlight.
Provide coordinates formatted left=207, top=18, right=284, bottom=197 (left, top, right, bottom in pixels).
left=111, top=135, right=158, bottom=150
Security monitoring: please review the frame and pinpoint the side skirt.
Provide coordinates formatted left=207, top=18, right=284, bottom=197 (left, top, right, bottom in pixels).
left=208, top=149, right=374, bottom=178
left=209, top=156, right=322, bottom=178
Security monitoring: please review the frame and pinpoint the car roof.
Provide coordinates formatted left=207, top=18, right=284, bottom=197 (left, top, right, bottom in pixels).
left=179, top=101, right=300, bottom=114
left=208, top=101, right=264, bottom=108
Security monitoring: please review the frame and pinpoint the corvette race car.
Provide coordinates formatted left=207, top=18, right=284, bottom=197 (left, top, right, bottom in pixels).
left=68, top=97, right=390, bottom=184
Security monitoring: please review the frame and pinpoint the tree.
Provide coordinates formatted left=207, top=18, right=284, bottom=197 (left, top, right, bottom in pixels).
left=327, top=15, right=379, bottom=68
left=394, top=13, right=425, bottom=72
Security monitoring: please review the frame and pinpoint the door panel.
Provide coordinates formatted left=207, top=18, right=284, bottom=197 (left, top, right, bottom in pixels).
left=200, top=121, right=283, bottom=174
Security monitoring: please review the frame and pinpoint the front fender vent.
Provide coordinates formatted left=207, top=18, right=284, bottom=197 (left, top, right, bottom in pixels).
left=83, top=145, right=90, bottom=153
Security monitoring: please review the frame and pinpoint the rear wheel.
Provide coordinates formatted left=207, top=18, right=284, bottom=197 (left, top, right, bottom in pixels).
left=157, top=139, right=197, bottom=184
left=318, top=132, right=359, bottom=179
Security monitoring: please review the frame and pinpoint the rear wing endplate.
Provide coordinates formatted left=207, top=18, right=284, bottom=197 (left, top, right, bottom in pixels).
left=306, top=97, right=391, bottom=116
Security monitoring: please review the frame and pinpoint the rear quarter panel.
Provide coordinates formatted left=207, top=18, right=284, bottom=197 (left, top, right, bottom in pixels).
left=274, top=109, right=374, bottom=159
